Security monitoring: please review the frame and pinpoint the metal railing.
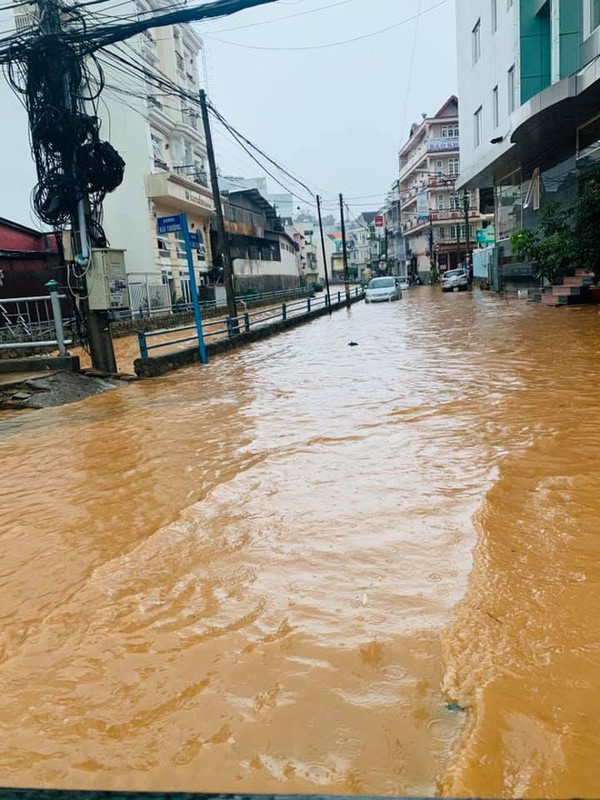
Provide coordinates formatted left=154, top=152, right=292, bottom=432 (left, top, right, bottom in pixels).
left=137, top=287, right=363, bottom=360
left=0, top=285, right=71, bottom=355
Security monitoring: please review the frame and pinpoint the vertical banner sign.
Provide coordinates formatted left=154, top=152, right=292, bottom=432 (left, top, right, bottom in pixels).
left=156, top=214, right=208, bottom=365
left=417, top=192, right=429, bottom=221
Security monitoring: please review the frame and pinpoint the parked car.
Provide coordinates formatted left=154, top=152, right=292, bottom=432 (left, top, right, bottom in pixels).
left=365, top=277, right=401, bottom=303
left=396, top=277, right=410, bottom=291
left=441, top=268, right=469, bottom=292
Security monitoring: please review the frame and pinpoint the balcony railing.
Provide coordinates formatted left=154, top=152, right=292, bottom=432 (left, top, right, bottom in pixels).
left=173, top=164, right=208, bottom=188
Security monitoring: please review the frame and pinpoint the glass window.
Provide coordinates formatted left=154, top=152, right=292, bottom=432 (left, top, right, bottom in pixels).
left=594, top=0, right=600, bottom=30
left=448, top=158, right=460, bottom=176
left=508, top=65, right=516, bottom=114
left=472, top=19, right=481, bottom=64
left=474, top=106, right=483, bottom=147
left=495, top=170, right=523, bottom=240
left=493, top=85, right=499, bottom=128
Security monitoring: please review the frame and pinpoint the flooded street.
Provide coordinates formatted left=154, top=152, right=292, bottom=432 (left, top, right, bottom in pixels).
left=1, top=287, right=600, bottom=797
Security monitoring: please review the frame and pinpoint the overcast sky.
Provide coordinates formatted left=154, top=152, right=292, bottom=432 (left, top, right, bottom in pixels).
left=201, top=0, right=457, bottom=216
left=0, top=0, right=457, bottom=228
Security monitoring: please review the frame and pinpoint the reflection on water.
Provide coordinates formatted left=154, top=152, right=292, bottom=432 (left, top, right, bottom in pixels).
left=1, top=288, right=599, bottom=797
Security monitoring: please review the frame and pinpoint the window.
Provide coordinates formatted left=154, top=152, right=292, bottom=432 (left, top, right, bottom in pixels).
left=491, top=0, right=497, bottom=33
left=437, top=193, right=445, bottom=210
left=492, top=85, right=499, bottom=128
left=448, top=158, right=460, bottom=176
left=472, top=19, right=481, bottom=64
left=175, top=239, right=187, bottom=260
left=593, top=0, right=600, bottom=31
left=508, top=65, right=516, bottom=114
left=450, top=225, right=459, bottom=239
left=450, top=194, right=460, bottom=211
left=439, top=227, right=445, bottom=239
left=441, top=124, right=460, bottom=138
left=474, top=106, right=483, bottom=148
left=436, top=159, right=444, bottom=173
left=157, top=237, right=170, bottom=258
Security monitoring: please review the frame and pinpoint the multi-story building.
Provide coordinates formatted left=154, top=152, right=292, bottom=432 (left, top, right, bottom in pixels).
left=101, top=7, right=214, bottom=304
left=382, top=181, right=405, bottom=276
left=457, top=0, right=600, bottom=284
left=399, top=96, right=483, bottom=280
left=216, top=189, right=300, bottom=294
left=348, top=212, right=376, bottom=280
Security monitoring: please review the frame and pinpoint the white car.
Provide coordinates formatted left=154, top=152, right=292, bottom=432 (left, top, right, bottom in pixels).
left=441, top=268, right=469, bottom=292
left=397, top=277, right=410, bottom=291
left=365, top=277, right=401, bottom=303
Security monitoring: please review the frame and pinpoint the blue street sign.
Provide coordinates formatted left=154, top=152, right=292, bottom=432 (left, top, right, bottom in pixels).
left=180, top=214, right=208, bottom=365
left=156, top=214, right=183, bottom=235
left=189, top=232, right=200, bottom=248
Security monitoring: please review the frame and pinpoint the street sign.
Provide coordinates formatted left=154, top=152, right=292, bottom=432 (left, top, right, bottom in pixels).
left=189, top=232, right=200, bottom=248
left=375, top=215, right=384, bottom=228
left=156, top=214, right=183, bottom=235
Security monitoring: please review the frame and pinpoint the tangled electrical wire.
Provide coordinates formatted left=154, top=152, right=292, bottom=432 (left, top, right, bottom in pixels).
left=5, top=20, right=124, bottom=242
left=0, top=0, right=278, bottom=239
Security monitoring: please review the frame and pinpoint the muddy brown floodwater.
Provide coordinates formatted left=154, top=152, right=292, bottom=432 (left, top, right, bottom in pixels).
left=1, top=287, right=600, bottom=797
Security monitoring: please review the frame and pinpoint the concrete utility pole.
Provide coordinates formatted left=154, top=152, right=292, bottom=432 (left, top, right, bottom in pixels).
left=339, top=194, right=351, bottom=307
left=463, top=189, right=472, bottom=267
left=454, top=191, right=462, bottom=268
left=316, top=195, right=332, bottom=313
left=38, top=0, right=117, bottom=373
left=199, top=89, right=237, bottom=323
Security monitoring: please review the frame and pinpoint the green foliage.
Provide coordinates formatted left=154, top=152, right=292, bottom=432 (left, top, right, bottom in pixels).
left=511, top=203, right=576, bottom=283
left=574, top=174, right=600, bottom=281
left=511, top=170, right=600, bottom=284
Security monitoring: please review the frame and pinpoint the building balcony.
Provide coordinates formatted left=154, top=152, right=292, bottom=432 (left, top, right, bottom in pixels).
left=145, top=170, right=214, bottom=216
left=399, top=144, right=428, bottom=178
left=172, top=164, right=209, bottom=188
left=427, top=174, right=458, bottom=188
left=430, top=209, right=480, bottom=221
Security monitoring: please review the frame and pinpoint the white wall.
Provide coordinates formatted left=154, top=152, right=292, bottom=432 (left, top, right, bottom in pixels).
left=101, top=42, right=156, bottom=275
left=456, top=0, right=520, bottom=187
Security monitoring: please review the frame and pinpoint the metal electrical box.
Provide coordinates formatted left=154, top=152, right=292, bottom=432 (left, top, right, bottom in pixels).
left=88, top=249, right=129, bottom=311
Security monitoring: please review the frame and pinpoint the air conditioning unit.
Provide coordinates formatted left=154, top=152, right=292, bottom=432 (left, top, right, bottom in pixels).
left=87, top=249, right=130, bottom=311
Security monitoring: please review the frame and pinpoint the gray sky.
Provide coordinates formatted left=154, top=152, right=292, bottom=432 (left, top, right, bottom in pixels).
left=201, top=0, right=457, bottom=215
left=0, top=0, right=457, bottom=228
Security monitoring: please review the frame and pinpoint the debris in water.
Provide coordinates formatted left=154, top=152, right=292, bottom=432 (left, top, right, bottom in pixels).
left=446, top=703, right=467, bottom=713
left=348, top=341, right=359, bottom=347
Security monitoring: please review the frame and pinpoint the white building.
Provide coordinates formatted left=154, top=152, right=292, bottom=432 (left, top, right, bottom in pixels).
left=101, top=4, right=214, bottom=305
left=456, top=0, right=600, bottom=275
left=399, top=96, right=482, bottom=278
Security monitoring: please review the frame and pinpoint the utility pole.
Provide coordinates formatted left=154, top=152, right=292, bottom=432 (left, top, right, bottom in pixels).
left=454, top=191, right=461, bottom=268
left=339, top=193, right=351, bottom=307
left=199, top=89, right=237, bottom=322
left=316, top=195, right=332, bottom=313
left=429, top=214, right=434, bottom=277
left=39, top=0, right=117, bottom=373
left=463, top=189, right=472, bottom=268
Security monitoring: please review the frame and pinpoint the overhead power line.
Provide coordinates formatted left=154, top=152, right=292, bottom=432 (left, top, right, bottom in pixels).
left=205, top=0, right=448, bottom=51
left=206, top=0, right=356, bottom=33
